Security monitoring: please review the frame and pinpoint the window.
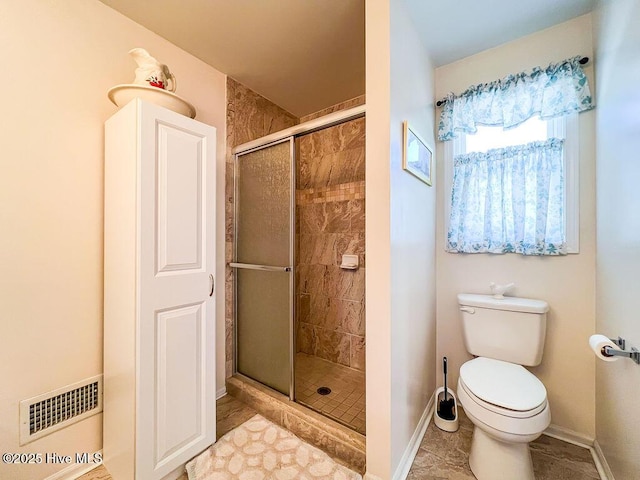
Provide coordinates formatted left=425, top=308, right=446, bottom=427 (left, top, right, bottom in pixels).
left=444, top=114, right=579, bottom=254
left=464, top=116, right=548, bottom=153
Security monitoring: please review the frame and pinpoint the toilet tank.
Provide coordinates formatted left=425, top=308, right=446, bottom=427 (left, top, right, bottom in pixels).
left=458, top=293, right=549, bottom=366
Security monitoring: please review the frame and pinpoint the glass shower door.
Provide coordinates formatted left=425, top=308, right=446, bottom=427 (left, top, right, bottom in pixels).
left=232, top=139, right=294, bottom=396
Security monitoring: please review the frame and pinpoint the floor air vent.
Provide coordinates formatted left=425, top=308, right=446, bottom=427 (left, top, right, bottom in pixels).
left=19, top=375, right=103, bottom=445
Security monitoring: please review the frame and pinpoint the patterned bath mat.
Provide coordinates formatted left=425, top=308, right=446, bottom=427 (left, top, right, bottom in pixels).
left=186, top=414, right=362, bottom=480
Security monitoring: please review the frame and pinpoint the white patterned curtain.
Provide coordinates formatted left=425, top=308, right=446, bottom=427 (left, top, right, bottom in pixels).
left=438, top=56, right=593, bottom=141
left=447, top=139, right=566, bottom=256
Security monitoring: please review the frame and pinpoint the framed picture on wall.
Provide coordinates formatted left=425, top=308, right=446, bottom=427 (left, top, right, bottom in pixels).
left=402, top=121, right=433, bottom=186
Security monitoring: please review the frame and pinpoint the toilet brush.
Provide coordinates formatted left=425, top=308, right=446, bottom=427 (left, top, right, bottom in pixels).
left=438, top=357, right=456, bottom=421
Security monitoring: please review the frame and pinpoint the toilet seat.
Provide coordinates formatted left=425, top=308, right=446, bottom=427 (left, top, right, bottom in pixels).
left=459, top=377, right=547, bottom=419
left=459, top=357, right=547, bottom=414
left=458, top=357, right=551, bottom=438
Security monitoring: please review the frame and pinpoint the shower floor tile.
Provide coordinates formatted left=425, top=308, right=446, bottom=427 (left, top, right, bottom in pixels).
left=295, top=352, right=366, bottom=434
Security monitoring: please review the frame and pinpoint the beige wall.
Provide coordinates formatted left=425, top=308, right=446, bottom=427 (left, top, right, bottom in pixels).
left=435, top=14, right=597, bottom=438
left=593, top=0, right=640, bottom=477
left=0, top=1, right=226, bottom=479
left=365, top=0, right=393, bottom=476
left=365, top=0, right=437, bottom=477
left=389, top=0, right=437, bottom=474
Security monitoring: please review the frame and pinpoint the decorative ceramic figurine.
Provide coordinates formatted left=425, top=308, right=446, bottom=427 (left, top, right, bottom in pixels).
left=129, top=48, right=176, bottom=92
left=489, top=282, right=515, bottom=299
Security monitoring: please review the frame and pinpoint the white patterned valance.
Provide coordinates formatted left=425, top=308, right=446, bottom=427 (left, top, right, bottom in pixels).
left=438, top=56, right=594, bottom=141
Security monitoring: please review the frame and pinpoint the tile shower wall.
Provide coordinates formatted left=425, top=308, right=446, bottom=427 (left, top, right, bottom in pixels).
left=296, top=117, right=366, bottom=371
left=225, top=77, right=298, bottom=378
left=299, top=95, right=365, bottom=123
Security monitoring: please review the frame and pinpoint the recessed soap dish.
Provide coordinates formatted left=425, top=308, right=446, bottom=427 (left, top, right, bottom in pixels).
left=340, top=254, right=359, bottom=270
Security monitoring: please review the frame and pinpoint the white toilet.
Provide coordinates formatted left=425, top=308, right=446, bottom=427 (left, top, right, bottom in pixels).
left=456, top=293, right=551, bottom=480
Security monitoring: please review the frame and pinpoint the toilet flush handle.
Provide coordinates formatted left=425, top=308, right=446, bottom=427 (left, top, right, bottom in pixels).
left=460, top=306, right=475, bottom=314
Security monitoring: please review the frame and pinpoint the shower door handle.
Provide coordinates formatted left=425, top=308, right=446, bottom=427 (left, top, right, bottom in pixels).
left=229, top=262, right=292, bottom=272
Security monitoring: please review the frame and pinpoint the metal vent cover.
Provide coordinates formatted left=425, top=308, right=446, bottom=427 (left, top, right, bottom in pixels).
left=19, top=375, right=103, bottom=445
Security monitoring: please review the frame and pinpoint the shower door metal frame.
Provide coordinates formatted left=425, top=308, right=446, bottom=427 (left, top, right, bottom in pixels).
left=232, top=136, right=296, bottom=401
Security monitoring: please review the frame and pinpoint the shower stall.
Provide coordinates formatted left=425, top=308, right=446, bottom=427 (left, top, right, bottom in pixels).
left=231, top=107, right=366, bottom=435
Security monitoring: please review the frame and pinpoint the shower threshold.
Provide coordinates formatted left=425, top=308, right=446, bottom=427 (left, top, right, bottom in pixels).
left=226, top=374, right=366, bottom=474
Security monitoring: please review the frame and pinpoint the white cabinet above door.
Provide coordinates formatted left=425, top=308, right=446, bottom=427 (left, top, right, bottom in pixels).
left=104, top=99, right=216, bottom=480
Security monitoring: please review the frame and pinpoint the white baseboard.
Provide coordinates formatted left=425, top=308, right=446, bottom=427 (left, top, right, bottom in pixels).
left=593, top=440, right=615, bottom=480
left=42, top=451, right=102, bottom=480
left=216, top=386, right=227, bottom=400
left=391, top=394, right=435, bottom=480
left=543, top=424, right=613, bottom=480
left=543, top=423, right=594, bottom=449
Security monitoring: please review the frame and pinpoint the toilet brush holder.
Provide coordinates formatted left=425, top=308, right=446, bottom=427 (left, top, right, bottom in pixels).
left=434, top=386, right=459, bottom=432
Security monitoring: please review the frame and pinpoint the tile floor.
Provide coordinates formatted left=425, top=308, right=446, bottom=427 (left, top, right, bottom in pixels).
left=295, top=352, right=366, bottom=434
left=407, top=407, right=601, bottom=480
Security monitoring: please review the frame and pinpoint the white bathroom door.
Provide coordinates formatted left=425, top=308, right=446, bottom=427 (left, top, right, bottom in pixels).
left=136, top=102, right=216, bottom=480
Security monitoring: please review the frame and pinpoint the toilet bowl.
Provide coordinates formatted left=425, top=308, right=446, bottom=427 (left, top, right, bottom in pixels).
left=458, top=357, right=551, bottom=480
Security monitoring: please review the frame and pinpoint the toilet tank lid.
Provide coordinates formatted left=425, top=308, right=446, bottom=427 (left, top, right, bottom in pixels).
left=458, top=293, right=549, bottom=314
